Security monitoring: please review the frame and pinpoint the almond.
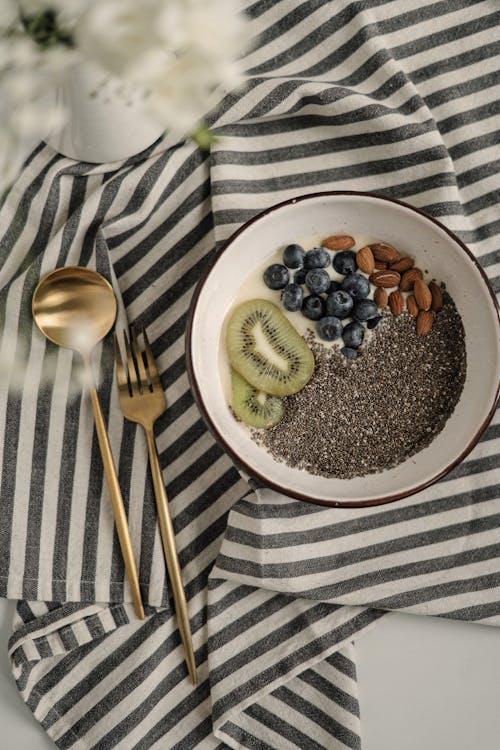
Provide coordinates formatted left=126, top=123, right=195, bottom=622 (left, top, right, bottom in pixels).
left=407, top=294, right=419, bottom=318
left=374, top=287, right=388, bottom=309
left=322, top=234, right=355, bottom=251
left=368, top=270, right=401, bottom=288
left=429, top=280, right=444, bottom=312
left=414, top=279, right=432, bottom=310
left=369, top=242, right=401, bottom=264
left=416, top=309, right=434, bottom=336
left=399, top=267, right=423, bottom=292
left=388, top=290, right=404, bottom=316
left=390, top=256, right=414, bottom=273
left=356, top=245, right=375, bottom=274
left=374, top=260, right=388, bottom=270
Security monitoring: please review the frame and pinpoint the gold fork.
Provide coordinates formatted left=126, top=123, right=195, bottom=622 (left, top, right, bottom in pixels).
left=114, top=327, right=197, bottom=685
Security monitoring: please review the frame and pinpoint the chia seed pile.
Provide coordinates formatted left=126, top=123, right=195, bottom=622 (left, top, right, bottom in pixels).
left=252, top=295, right=466, bottom=479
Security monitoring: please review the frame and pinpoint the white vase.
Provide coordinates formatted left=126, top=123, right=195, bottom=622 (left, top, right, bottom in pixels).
left=43, top=61, right=165, bottom=163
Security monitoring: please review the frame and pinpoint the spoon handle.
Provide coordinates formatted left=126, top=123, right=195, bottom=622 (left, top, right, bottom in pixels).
left=86, top=368, right=145, bottom=620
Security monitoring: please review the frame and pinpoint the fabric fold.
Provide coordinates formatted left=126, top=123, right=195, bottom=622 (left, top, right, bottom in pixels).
left=213, top=480, right=500, bottom=621
left=207, top=465, right=500, bottom=747
left=212, top=640, right=364, bottom=750
left=8, top=603, right=207, bottom=750
left=207, top=576, right=381, bottom=749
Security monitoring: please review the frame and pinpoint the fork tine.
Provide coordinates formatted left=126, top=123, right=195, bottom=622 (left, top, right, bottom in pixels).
left=123, top=329, right=140, bottom=395
left=114, top=333, right=129, bottom=394
left=142, top=327, right=161, bottom=388
left=130, top=326, right=149, bottom=391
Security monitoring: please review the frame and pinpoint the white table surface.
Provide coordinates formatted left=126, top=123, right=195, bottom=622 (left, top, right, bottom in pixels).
left=1, top=597, right=500, bottom=749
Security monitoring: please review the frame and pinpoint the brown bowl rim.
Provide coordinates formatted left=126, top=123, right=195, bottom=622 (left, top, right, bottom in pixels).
left=185, top=190, right=500, bottom=508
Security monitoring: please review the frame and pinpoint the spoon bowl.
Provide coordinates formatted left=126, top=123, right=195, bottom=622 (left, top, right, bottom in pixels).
left=32, top=266, right=117, bottom=355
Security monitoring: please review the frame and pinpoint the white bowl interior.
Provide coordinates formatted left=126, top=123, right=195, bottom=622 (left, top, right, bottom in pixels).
left=189, top=194, right=500, bottom=504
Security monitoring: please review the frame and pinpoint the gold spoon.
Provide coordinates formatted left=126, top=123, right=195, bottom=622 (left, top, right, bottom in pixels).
left=32, top=266, right=145, bottom=620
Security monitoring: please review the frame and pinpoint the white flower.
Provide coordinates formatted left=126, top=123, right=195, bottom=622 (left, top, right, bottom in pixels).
left=0, top=128, right=25, bottom=190
left=0, top=0, right=248, bottom=194
left=18, top=0, right=51, bottom=14
left=0, top=0, right=20, bottom=30
left=75, top=0, right=247, bottom=137
left=75, top=0, right=163, bottom=76
left=158, top=0, right=246, bottom=71
left=0, top=22, right=75, bottom=194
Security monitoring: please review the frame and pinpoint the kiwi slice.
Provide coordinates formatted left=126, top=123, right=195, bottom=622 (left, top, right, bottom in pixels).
left=226, top=299, right=314, bottom=396
left=231, top=369, right=284, bottom=428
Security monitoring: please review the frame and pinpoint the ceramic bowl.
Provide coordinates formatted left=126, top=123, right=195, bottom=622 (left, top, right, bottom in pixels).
left=186, top=192, right=500, bottom=507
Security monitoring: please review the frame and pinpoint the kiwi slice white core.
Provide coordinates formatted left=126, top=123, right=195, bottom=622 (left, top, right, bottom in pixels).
left=231, top=369, right=284, bottom=429
left=252, top=320, right=290, bottom=372
left=226, top=299, right=314, bottom=396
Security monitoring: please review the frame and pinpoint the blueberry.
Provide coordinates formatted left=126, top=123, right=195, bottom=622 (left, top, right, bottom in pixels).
left=305, top=269, right=330, bottom=294
left=333, top=250, right=357, bottom=276
left=328, top=279, right=342, bottom=294
left=342, top=321, right=365, bottom=349
left=352, top=298, right=378, bottom=322
left=283, top=243, right=306, bottom=269
left=304, top=247, right=330, bottom=269
left=325, top=289, right=354, bottom=319
left=341, top=346, right=359, bottom=360
left=281, top=283, right=303, bottom=312
left=316, top=316, right=342, bottom=341
left=263, top=263, right=289, bottom=290
left=302, top=294, right=325, bottom=321
left=294, top=268, right=307, bottom=285
left=342, top=273, right=370, bottom=299
left=367, top=315, right=382, bottom=329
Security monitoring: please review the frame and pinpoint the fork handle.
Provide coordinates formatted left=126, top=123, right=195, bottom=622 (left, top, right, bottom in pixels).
left=145, top=428, right=198, bottom=685
left=86, top=371, right=145, bottom=621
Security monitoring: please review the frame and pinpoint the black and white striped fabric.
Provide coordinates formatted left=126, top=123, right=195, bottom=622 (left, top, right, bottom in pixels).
left=1, top=1, right=499, bottom=748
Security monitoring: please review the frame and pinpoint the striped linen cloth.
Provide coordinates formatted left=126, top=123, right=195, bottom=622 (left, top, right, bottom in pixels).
left=0, top=1, right=499, bottom=747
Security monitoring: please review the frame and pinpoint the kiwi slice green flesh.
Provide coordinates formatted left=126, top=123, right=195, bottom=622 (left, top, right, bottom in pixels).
left=231, top=369, right=285, bottom=428
left=226, top=299, right=314, bottom=396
